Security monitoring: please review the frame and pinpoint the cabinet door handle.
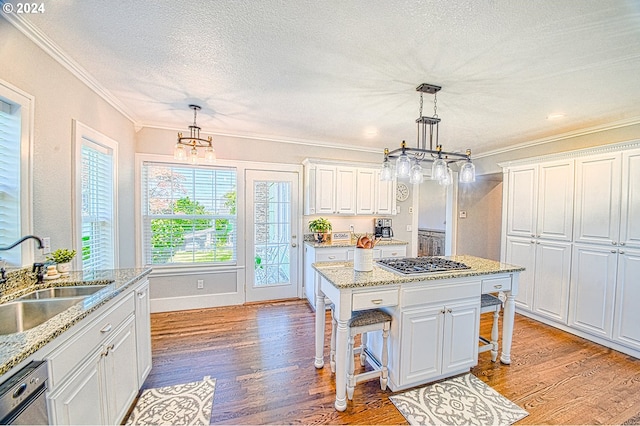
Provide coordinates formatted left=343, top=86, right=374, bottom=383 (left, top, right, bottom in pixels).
left=440, top=309, right=446, bottom=314
left=100, top=324, right=113, bottom=333
left=620, top=242, right=626, bottom=246
left=447, top=308, right=452, bottom=313
left=371, top=299, right=383, bottom=305
left=611, top=250, right=617, bottom=253
left=619, top=250, right=625, bottom=254
left=137, top=291, right=146, bottom=299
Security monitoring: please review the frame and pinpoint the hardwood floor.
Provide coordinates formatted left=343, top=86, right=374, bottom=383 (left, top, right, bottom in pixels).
left=143, top=300, right=640, bottom=425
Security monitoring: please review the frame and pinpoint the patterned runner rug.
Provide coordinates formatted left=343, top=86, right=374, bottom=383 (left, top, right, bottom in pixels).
left=390, top=373, right=528, bottom=425
left=126, top=376, right=216, bottom=425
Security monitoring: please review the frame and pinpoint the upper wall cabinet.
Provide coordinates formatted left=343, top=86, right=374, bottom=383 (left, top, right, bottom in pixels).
left=303, top=159, right=396, bottom=216
left=506, top=159, right=574, bottom=241
left=620, top=149, right=640, bottom=249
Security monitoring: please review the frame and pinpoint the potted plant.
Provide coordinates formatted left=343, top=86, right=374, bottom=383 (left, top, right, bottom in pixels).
left=47, top=248, right=76, bottom=276
left=309, top=217, right=332, bottom=243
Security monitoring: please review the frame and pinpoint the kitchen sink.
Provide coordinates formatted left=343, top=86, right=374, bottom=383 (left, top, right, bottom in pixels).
left=0, top=298, right=84, bottom=335
left=16, top=285, right=108, bottom=300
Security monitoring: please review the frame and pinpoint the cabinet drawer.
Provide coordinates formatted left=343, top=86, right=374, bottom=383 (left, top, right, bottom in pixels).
left=48, top=292, right=135, bottom=387
left=482, top=276, right=512, bottom=293
left=402, top=281, right=481, bottom=308
left=352, top=289, right=399, bottom=311
left=316, top=250, right=348, bottom=262
left=381, top=246, right=407, bottom=258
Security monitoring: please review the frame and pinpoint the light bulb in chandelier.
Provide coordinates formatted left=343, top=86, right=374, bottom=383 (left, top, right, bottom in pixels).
left=431, top=157, right=447, bottom=181
left=189, top=146, right=198, bottom=164
left=380, top=157, right=393, bottom=182
left=396, top=152, right=411, bottom=178
left=459, top=160, right=476, bottom=183
left=409, top=161, right=424, bottom=184
left=438, top=166, right=453, bottom=186
left=174, top=144, right=186, bottom=161
left=204, top=146, right=216, bottom=163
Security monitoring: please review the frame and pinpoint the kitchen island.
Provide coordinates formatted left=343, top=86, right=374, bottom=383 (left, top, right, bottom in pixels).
left=313, top=255, right=523, bottom=411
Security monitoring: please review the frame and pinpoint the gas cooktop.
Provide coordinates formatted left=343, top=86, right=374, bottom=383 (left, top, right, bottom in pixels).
left=376, top=257, right=470, bottom=275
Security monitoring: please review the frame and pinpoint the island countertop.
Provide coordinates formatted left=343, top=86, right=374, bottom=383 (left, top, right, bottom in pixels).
left=313, top=255, right=524, bottom=289
left=0, top=268, right=151, bottom=377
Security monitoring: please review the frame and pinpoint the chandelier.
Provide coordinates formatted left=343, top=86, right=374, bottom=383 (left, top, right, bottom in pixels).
left=173, top=104, right=216, bottom=164
left=380, top=83, right=475, bottom=185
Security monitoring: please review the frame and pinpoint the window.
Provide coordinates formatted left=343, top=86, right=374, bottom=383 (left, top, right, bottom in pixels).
left=141, top=162, right=237, bottom=266
left=0, top=82, right=33, bottom=267
left=74, top=122, right=118, bottom=273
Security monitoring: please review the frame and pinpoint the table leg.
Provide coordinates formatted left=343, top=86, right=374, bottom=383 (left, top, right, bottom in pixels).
left=334, top=318, right=348, bottom=411
left=500, top=292, right=515, bottom=364
left=314, top=293, right=326, bottom=368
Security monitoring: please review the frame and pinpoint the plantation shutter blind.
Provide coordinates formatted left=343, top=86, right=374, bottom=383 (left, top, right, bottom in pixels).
left=0, top=100, right=21, bottom=265
left=81, top=139, right=115, bottom=272
left=142, top=162, right=237, bottom=265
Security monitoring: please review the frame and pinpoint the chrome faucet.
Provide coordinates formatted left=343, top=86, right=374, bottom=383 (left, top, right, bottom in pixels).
left=0, top=235, right=45, bottom=285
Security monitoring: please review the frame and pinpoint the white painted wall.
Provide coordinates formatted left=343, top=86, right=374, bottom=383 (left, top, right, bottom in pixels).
left=0, top=20, right=137, bottom=267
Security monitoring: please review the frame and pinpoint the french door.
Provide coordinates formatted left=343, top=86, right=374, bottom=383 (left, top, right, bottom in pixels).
left=245, top=170, right=300, bottom=302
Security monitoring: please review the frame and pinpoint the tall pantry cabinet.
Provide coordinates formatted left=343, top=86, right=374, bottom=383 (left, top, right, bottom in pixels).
left=502, top=143, right=640, bottom=358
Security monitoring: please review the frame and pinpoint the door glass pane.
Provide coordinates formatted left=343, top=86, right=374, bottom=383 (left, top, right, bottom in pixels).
left=254, top=181, right=291, bottom=286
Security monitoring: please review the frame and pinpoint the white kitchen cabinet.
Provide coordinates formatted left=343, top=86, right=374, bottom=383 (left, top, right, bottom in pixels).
left=574, top=153, right=621, bottom=246
left=314, top=165, right=337, bottom=215
left=356, top=169, right=376, bottom=215
left=506, top=160, right=574, bottom=241
left=303, top=159, right=397, bottom=215
left=620, top=149, right=640, bottom=249
left=398, top=299, right=479, bottom=387
left=505, top=237, right=571, bottom=323
left=49, top=315, right=138, bottom=425
left=569, top=244, right=617, bottom=338
left=613, top=249, right=640, bottom=350
left=135, top=279, right=152, bottom=385
left=375, top=171, right=397, bottom=215
left=336, top=167, right=357, bottom=214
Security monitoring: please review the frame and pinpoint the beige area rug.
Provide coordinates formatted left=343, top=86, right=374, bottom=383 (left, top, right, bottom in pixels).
left=126, top=376, right=216, bottom=425
left=390, top=373, right=528, bottom=425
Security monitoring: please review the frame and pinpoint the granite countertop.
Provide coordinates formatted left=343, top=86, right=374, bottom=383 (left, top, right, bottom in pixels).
left=312, top=255, right=524, bottom=289
left=304, top=238, right=408, bottom=248
left=0, top=268, right=151, bottom=376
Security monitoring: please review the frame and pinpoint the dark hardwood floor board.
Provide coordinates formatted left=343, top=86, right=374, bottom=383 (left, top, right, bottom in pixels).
left=142, top=299, right=640, bottom=425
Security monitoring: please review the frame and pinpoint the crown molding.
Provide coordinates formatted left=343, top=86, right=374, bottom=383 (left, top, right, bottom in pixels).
left=475, top=117, right=640, bottom=159
left=3, top=10, right=139, bottom=124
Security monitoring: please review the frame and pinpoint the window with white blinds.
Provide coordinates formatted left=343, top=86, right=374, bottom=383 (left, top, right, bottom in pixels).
left=0, top=99, right=21, bottom=265
left=141, top=162, right=237, bottom=265
left=80, top=138, right=116, bottom=273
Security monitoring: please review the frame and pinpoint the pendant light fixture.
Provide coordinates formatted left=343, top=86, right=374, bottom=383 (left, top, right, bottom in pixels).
left=174, top=104, right=216, bottom=164
left=380, top=83, right=475, bottom=185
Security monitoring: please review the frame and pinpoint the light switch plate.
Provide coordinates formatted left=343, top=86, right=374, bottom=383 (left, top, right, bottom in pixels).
left=459, top=210, right=467, bottom=218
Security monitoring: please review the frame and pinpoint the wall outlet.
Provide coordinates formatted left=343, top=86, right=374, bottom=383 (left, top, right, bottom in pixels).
left=42, top=237, right=51, bottom=254
left=459, top=210, right=467, bottom=219
left=197, top=279, right=204, bottom=289
left=349, top=224, right=354, bottom=233
left=408, top=207, right=413, bottom=214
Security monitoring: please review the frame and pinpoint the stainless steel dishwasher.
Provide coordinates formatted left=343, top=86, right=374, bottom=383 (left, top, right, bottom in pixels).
left=0, top=361, right=48, bottom=425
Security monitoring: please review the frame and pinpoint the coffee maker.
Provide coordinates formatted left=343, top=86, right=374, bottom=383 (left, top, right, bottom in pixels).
left=374, top=218, right=394, bottom=239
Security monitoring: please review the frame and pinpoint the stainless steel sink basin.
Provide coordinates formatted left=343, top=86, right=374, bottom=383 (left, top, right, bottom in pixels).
left=0, top=298, right=83, bottom=335
left=16, top=285, right=108, bottom=300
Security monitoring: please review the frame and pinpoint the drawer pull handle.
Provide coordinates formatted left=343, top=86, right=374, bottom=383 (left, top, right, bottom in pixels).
left=100, top=324, right=113, bottom=333
left=328, top=256, right=336, bottom=259
left=494, top=285, right=503, bottom=289
left=371, top=299, right=383, bottom=305
left=391, top=252, right=398, bottom=256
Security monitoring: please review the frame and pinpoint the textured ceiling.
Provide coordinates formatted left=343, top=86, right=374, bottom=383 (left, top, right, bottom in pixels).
left=5, top=0, right=640, bottom=155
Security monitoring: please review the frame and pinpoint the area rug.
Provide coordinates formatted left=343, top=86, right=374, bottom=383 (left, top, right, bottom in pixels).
left=126, top=376, right=216, bottom=425
left=390, top=373, right=528, bottom=425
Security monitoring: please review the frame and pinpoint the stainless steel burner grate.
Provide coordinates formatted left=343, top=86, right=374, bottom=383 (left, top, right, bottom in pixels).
left=377, top=257, right=470, bottom=275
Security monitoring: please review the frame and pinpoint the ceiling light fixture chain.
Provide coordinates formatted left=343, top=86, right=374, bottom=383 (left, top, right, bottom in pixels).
left=173, top=104, right=216, bottom=164
left=380, top=83, right=475, bottom=186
